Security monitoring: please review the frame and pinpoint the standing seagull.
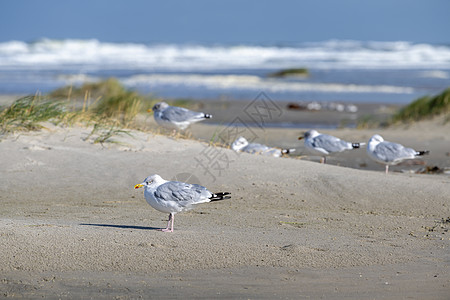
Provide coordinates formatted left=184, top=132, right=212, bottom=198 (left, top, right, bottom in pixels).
left=151, top=102, right=212, bottom=130
left=367, top=134, right=429, bottom=174
left=134, top=174, right=230, bottom=232
left=231, top=136, right=295, bottom=157
left=298, top=129, right=364, bottom=163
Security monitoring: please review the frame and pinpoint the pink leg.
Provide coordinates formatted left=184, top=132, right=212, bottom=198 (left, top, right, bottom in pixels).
left=320, top=157, right=326, bottom=164
left=160, top=213, right=174, bottom=232
left=385, top=165, right=389, bottom=174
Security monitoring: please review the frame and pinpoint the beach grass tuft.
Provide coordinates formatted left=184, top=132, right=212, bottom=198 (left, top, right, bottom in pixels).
left=0, top=95, right=67, bottom=133
left=391, top=88, right=450, bottom=123
left=50, top=78, right=158, bottom=115
left=0, top=79, right=202, bottom=140
left=93, top=91, right=142, bottom=125
left=50, top=78, right=129, bottom=101
left=356, top=87, right=450, bottom=128
left=84, top=123, right=133, bottom=146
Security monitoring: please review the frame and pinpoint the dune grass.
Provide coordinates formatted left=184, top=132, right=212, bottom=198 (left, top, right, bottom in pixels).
left=0, top=95, right=67, bottom=133
left=48, top=78, right=196, bottom=122
left=0, top=93, right=138, bottom=144
left=83, top=123, right=134, bottom=145
left=356, top=88, right=450, bottom=128
left=392, top=88, right=450, bottom=123
left=0, top=79, right=146, bottom=136
left=93, top=90, right=142, bottom=125
left=50, top=78, right=132, bottom=102
left=0, top=79, right=202, bottom=143
left=50, top=78, right=155, bottom=117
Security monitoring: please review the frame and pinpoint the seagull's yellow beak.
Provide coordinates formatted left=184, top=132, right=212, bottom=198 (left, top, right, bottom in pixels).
left=147, top=108, right=152, bottom=113
left=134, top=183, right=144, bottom=189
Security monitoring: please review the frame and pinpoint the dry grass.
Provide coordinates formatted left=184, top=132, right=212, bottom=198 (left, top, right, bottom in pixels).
left=392, top=88, right=450, bottom=123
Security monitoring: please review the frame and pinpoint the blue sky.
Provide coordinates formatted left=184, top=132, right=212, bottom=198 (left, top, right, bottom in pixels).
left=0, top=0, right=449, bottom=44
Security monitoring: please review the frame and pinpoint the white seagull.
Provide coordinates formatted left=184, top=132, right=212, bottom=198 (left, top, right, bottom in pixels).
left=151, top=102, right=212, bottom=130
left=367, top=134, right=429, bottom=174
left=134, top=174, right=230, bottom=232
left=298, top=129, right=365, bottom=163
left=231, top=136, right=295, bottom=157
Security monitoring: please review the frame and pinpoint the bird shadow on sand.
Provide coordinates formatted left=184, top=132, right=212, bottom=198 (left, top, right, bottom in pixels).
left=80, top=223, right=161, bottom=231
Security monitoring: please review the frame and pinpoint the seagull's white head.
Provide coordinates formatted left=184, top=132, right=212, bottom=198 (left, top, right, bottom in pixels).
left=299, top=129, right=319, bottom=140
left=231, top=136, right=249, bottom=151
left=368, top=134, right=384, bottom=145
left=134, top=174, right=166, bottom=190
left=151, top=102, right=169, bottom=112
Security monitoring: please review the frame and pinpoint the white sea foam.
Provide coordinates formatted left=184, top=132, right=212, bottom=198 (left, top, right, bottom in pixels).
left=121, top=74, right=414, bottom=94
left=0, top=39, right=449, bottom=70
left=419, top=70, right=449, bottom=79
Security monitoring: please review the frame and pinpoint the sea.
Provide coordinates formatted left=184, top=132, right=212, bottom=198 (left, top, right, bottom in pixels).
left=0, top=39, right=449, bottom=105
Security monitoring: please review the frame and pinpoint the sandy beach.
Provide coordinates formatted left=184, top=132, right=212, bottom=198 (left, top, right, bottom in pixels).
left=1, top=0, right=450, bottom=297
left=0, top=100, right=449, bottom=299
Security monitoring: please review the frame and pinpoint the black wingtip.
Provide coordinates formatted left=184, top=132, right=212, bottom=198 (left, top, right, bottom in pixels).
left=281, top=148, right=296, bottom=154
left=352, top=143, right=361, bottom=149
left=204, top=114, right=212, bottom=119
left=210, top=192, right=231, bottom=201
left=417, top=150, right=430, bottom=156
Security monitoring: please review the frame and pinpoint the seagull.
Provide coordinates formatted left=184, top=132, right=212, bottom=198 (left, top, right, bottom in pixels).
left=298, top=129, right=365, bottom=163
left=231, top=136, right=295, bottom=157
left=134, top=174, right=230, bottom=232
left=151, top=102, right=212, bottom=130
left=367, top=134, right=429, bottom=174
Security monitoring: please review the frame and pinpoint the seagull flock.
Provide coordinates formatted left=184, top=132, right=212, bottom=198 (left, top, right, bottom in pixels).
left=136, top=102, right=430, bottom=232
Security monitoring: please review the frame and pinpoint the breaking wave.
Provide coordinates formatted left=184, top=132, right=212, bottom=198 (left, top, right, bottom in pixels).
left=1, top=39, right=450, bottom=70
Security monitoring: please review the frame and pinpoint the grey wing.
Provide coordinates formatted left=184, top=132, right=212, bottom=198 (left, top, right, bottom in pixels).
left=162, top=106, right=205, bottom=122
left=154, top=181, right=212, bottom=207
left=375, top=142, right=416, bottom=162
left=312, top=135, right=351, bottom=153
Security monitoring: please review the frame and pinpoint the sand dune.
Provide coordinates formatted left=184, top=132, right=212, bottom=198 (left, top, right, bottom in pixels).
left=0, top=121, right=449, bottom=298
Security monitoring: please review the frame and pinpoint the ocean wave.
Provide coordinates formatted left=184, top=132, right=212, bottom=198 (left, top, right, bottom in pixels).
left=120, top=74, right=414, bottom=94
left=0, top=39, right=449, bottom=70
